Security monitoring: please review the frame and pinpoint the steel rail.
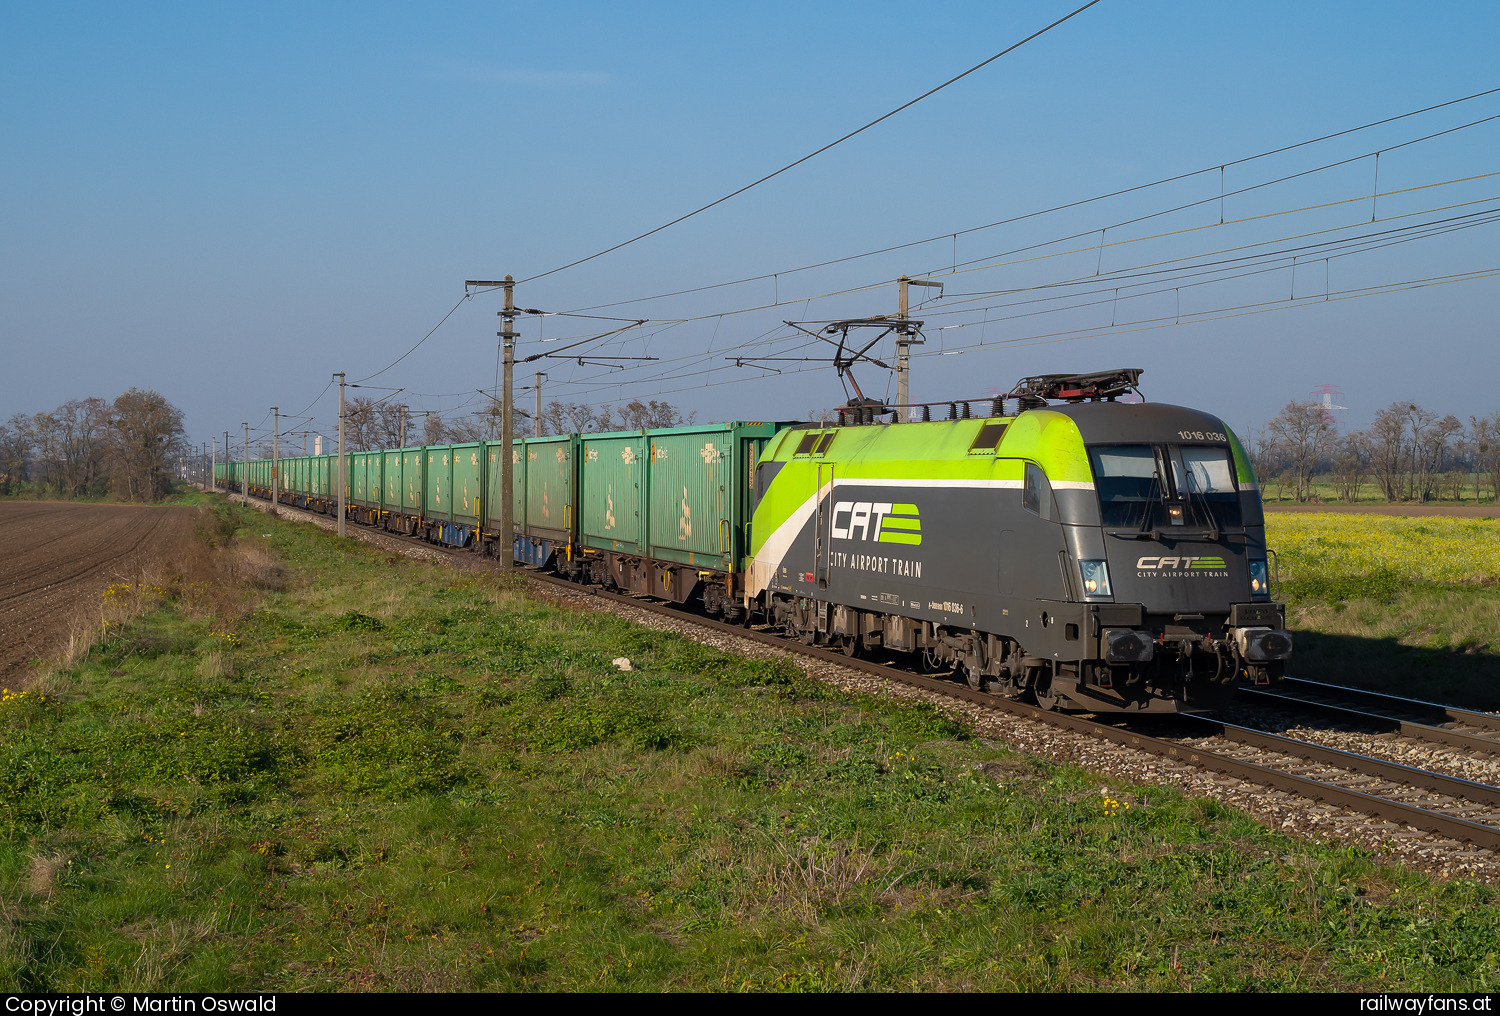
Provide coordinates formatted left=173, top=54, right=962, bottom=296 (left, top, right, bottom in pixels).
left=1174, top=714, right=1500, bottom=808
left=1280, top=676, right=1500, bottom=733
left=1239, top=686, right=1500, bottom=755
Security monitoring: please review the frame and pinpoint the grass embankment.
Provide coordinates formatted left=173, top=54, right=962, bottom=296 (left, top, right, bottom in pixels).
left=1267, top=514, right=1500, bottom=709
left=4, top=503, right=1499, bottom=992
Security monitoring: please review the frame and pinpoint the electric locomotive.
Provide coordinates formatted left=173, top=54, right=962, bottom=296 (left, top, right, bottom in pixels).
left=744, top=369, right=1290, bottom=712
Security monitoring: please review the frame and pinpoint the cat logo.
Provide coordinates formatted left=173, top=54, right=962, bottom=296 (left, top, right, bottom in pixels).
left=831, top=501, right=921, bottom=546
left=678, top=486, right=692, bottom=540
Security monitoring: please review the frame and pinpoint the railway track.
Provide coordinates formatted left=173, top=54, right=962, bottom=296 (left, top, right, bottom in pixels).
left=238, top=489, right=1500, bottom=855
left=1238, top=677, right=1500, bottom=755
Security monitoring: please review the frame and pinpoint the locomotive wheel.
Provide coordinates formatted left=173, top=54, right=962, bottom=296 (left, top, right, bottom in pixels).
left=1033, top=672, right=1061, bottom=711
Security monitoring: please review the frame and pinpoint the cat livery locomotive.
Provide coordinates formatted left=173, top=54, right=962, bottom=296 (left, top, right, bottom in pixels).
left=743, top=370, right=1290, bottom=712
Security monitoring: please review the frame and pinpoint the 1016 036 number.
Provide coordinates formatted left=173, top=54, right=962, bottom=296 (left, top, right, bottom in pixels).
left=1177, top=430, right=1227, bottom=441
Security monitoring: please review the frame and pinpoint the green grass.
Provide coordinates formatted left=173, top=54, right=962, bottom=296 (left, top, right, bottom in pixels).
left=3, top=505, right=1499, bottom=991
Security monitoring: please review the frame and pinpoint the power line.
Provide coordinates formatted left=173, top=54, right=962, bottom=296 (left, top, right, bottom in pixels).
left=353, top=293, right=470, bottom=385
left=514, top=1, right=1105, bottom=286
left=554, top=85, right=1500, bottom=315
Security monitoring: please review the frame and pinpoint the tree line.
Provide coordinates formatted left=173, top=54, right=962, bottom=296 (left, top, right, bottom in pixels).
left=1245, top=399, right=1500, bottom=503
left=0, top=389, right=187, bottom=501
left=331, top=397, right=693, bottom=452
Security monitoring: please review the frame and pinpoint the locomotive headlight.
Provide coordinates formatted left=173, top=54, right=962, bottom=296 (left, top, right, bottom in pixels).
left=1248, top=559, right=1270, bottom=600
left=1079, top=560, right=1113, bottom=599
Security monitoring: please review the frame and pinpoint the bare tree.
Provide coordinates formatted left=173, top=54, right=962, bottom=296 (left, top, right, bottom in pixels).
left=1412, top=411, right=1462, bottom=502
left=1473, top=414, right=1500, bottom=503
left=0, top=413, right=32, bottom=492
left=1369, top=404, right=1410, bottom=500
left=372, top=402, right=408, bottom=449
left=1268, top=400, right=1333, bottom=502
left=421, top=413, right=448, bottom=446
left=108, top=388, right=184, bottom=501
left=343, top=396, right=377, bottom=452
left=1330, top=430, right=1369, bottom=502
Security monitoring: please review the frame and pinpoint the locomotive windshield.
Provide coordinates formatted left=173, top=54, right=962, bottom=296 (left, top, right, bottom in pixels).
left=1089, top=443, right=1241, bottom=530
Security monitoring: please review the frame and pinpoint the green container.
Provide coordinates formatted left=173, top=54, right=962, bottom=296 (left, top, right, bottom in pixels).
left=519, top=435, right=576, bottom=541
left=401, top=449, right=424, bottom=514
left=482, top=441, right=523, bottom=537
left=579, top=431, right=649, bottom=554
left=577, top=423, right=783, bottom=568
left=450, top=442, right=483, bottom=526
left=350, top=452, right=371, bottom=507
left=646, top=427, right=730, bottom=568
left=381, top=449, right=404, bottom=512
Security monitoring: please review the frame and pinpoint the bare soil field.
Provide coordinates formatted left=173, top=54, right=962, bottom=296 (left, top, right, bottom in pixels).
left=1266, top=504, right=1500, bottom=517
left=0, top=502, right=196, bottom=685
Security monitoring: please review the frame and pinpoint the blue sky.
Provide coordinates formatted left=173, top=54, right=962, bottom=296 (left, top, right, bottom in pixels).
left=3, top=1, right=1498, bottom=452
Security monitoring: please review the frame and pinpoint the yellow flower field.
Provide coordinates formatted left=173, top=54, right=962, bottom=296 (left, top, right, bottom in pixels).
left=1265, top=514, right=1500, bottom=585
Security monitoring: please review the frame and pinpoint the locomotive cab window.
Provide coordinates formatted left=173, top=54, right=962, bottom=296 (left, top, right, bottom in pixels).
left=1089, top=443, right=1241, bottom=529
left=793, top=433, right=818, bottom=456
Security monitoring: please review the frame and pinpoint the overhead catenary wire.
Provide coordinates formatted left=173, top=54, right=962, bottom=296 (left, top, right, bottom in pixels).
left=512, top=1, right=1105, bottom=286
left=502, top=192, right=1500, bottom=402
left=553, top=85, right=1500, bottom=315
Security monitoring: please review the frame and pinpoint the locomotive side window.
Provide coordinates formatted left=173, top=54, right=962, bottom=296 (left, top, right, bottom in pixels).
left=793, top=433, right=818, bottom=455
left=1023, top=462, right=1053, bottom=518
left=753, top=461, right=784, bottom=510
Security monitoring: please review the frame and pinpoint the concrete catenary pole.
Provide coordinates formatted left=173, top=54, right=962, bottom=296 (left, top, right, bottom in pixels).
left=335, top=372, right=347, bottom=538
left=399, top=404, right=407, bottom=449
left=534, top=372, right=545, bottom=437
left=499, top=281, right=514, bottom=566
left=465, top=276, right=516, bottom=568
left=211, top=436, right=216, bottom=493
left=271, top=406, right=279, bottom=515
left=895, top=275, right=941, bottom=420
left=242, top=423, right=250, bottom=506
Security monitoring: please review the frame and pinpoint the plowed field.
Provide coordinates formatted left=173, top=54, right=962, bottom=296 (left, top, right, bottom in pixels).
left=0, top=502, right=196, bottom=685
